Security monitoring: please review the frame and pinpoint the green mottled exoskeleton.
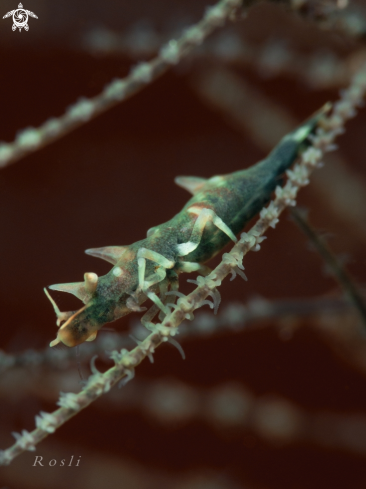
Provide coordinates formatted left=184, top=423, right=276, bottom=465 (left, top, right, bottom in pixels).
left=46, top=109, right=325, bottom=347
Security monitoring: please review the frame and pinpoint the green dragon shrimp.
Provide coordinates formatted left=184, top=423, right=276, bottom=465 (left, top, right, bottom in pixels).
left=46, top=108, right=326, bottom=348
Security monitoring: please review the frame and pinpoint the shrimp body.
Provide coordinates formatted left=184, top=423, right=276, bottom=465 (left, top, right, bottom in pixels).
left=46, top=109, right=325, bottom=347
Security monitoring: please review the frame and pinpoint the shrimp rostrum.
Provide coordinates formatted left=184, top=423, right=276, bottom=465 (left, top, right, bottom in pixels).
left=46, top=109, right=326, bottom=347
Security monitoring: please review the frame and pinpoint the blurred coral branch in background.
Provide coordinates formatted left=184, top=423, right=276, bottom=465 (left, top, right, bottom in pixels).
left=1, top=0, right=366, bottom=488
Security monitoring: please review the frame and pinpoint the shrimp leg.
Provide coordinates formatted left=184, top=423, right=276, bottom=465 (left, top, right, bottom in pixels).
left=137, top=248, right=175, bottom=314
left=176, top=207, right=237, bottom=257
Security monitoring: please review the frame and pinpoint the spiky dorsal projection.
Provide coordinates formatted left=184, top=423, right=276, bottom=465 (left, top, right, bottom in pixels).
left=174, top=176, right=207, bottom=195
left=49, top=272, right=98, bottom=304
left=84, top=246, right=127, bottom=265
left=45, top=245, right=129, bottom=346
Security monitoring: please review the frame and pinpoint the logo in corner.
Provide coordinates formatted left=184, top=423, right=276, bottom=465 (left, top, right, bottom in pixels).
left=3, top=3, right=38, bottom=32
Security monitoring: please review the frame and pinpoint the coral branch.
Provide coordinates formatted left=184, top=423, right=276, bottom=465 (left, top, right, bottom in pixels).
left=0, top=0, right=243, bottom=170
left=0, top=0, right=349, bottom=170
left=85, top=25, right=366, bottom=90
left=160, top=65, right=366, bottom=333
left=1, top=53, right=366, bottom=468
left=290, top=207, right=366, bottom=328
left=0, top=293, right=360, bottom=375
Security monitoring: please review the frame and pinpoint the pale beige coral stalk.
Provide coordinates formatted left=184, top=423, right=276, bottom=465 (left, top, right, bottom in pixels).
left=1, top=56, right=366, bottom=466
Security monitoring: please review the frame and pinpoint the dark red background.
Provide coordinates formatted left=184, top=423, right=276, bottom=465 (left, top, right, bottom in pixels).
left=1, top=1, right=366, bottom=488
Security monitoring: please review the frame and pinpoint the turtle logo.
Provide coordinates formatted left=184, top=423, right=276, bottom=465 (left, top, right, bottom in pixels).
left=3, top=3, right=38, bottom=31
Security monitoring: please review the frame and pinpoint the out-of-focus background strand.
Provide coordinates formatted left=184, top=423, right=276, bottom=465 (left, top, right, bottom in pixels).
left=1, top=1, right=366, bottom=488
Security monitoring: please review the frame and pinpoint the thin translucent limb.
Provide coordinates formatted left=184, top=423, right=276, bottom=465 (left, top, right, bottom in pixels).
left=176, top=261, right=211, bottom=275
left=177, top=208, right=237, bottom=256
left=137, top=248, right=174, bottom=314
left=141, top=278, right=170, bottom=327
